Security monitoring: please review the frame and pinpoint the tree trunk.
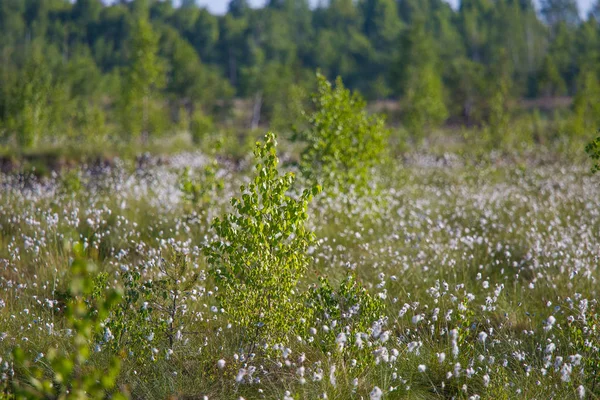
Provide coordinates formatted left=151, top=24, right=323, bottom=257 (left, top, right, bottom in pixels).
left=142, top=94, right=149, bottom=144
left=250, top=91, right=262, bottom=130
left=228, top=47, right=237, bottom=87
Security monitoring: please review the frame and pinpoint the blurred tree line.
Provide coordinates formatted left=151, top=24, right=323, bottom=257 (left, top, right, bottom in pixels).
left=0, top=0, right=598, bottom=148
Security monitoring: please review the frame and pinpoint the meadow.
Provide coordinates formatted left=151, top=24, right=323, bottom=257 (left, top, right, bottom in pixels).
left=0, top=72, right=599, bottom=400
left=3, top=1, right=600, bottom=398
left=1, top=129, right=600, bottom=400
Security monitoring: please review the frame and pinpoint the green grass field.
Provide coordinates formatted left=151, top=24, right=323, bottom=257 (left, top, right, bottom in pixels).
left=1, top=137, right=599, bottom=399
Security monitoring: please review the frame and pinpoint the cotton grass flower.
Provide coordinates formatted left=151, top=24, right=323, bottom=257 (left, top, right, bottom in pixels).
left=370, top=386, right=383, bottom=400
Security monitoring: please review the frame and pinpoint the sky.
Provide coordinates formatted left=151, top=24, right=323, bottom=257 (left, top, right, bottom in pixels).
left=195, top=0, right=595, bottom=16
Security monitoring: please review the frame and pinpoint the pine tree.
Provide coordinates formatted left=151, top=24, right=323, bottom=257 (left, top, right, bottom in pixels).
left=459, top=0, right=493, bottom=63
left=540, top=0, right=580, bottom=28
left=360, top=0, right=402, bottom=98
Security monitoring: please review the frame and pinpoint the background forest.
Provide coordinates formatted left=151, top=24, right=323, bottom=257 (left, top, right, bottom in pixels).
left=1, top=0, right=600, bottom=155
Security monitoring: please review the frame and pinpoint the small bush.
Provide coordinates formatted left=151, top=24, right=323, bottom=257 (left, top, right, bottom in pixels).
left=189, top=110, right=214, bottom=146
left=585, top=131, right=600, bottom=173
left=59, top=169, right=84, bottom=197
left=105, top=247, right=199, bottom=364
left=295, top=73, right=389, bottom=194
left=178, top=162, right=224, bottom=212
left=11, top=243, right=127, bottom=399
left=204, top=132, right=320, bottom=348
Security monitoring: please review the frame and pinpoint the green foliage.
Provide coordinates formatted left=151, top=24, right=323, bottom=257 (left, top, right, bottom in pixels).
left=585, top=132, right=600, bottom=173
left=147, top=250, right=200, bottom=350
left=564, top=301, right=600, bottom=394
left=189, top=110, right=214, bottom=145
left=571, top=68, right=600, bottom=138
left=59, top=169, right=84, bottom=197
left=119, top=16, right=166, bottom=140
left=447, top=57, right=487, bottom=124
left=537, top=55, right=567, bottom=96
left=541, top=0, right=580, bottom=27
left=103, top=267, right=155, bottom=364
left=104, top=247, right=199, bottom=364
left=484, top=51, right=513, bottom=148
left=204, top=132, right=320, bottom=347
left=9, top=48, right=53, bottom=148
left=0, top=0, right=595, bottom=149
left=305, top=274, right=385, bottom=354
left=392, top=19, right=436, bottom=96
left=161, top=26, right=233, bottom=110
left=70, top=101, right=108, bottom=142
left=270, top=83, right=311, bottom=133
left=487, top=81, right=510, bottom=139
left=11, top=243, right=127, bottom=399
left=395, top=20, right=448, bottom=139
left=295, top=73, right=389, bottom=193
left=178, top=161, right=224, bottom=211
left=403, top=64, right=448, bottom=140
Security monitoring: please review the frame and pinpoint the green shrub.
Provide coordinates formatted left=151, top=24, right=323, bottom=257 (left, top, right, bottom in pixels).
left=204, top=132, right=320, bottom=348
left=103, top=267, right=155, bottom=364
left=105, top=247, right=199, bottom=364
left=11, top=243, right=127, bottom=399
left=585, top=131, right=600, bottom=173
left=295, top=73, right=389, bottom=194
left=178, top=161, right=224, bottom=212
left=59, top=169, right=84, bottom=197
left=71, top=101, right=107, bottom=142
left=486, top=76, right=511, bottom=148
left=189, top=110, right=214, bottom=146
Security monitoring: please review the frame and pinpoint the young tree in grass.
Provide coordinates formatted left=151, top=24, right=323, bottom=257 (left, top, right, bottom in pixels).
left=120, top=16, right=165, bottom=141
left=583, top=67, right=600, bottom=171
left=295, top=72, right=389, bottom=193
left=205, top=132, right=320, bottom=347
